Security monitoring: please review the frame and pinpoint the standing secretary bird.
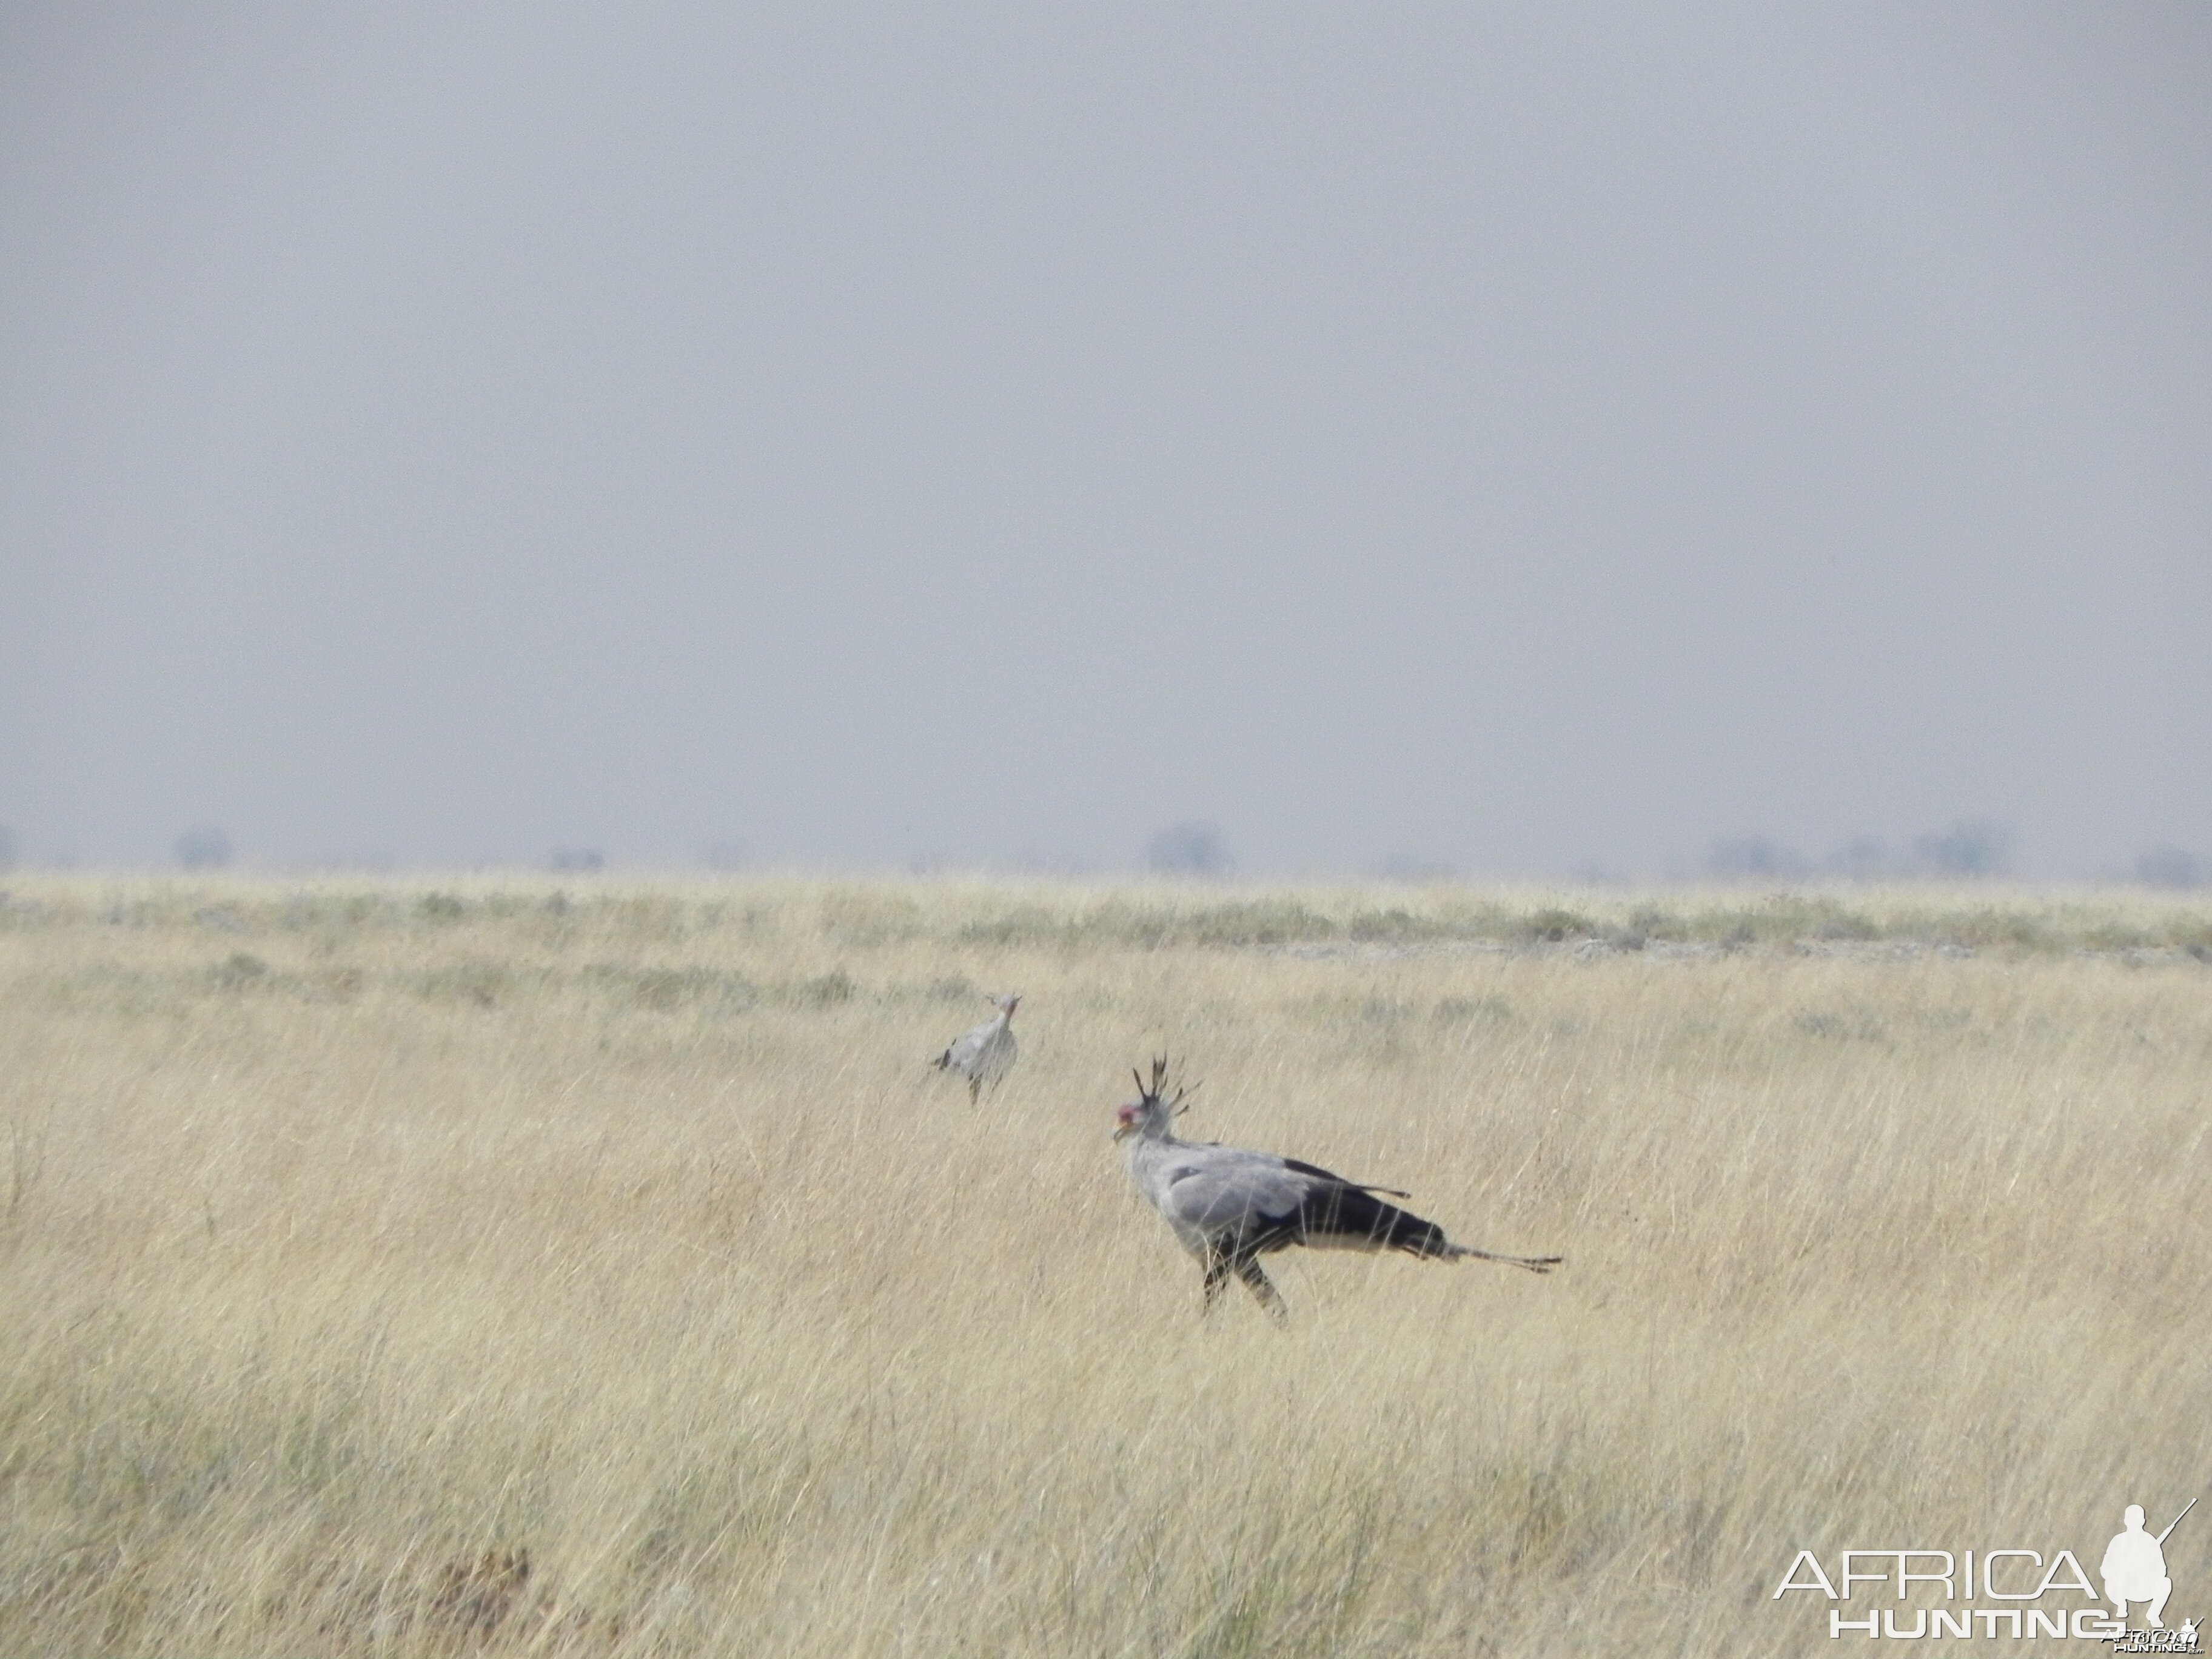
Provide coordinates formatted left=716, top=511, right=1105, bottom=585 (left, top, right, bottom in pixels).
left=933, top=992, right=1020, bottom=1102
left=1114, top=1058, right=1561, bottom=1320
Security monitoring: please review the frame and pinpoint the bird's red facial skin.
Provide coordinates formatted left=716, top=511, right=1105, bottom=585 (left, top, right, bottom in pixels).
left=1113, top=1104, right=1139, bottom=1139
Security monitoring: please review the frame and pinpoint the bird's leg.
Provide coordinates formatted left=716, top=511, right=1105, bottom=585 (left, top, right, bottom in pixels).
left=1201, top=1252, right=1233, bottom=1315
left=968, top=1076, right=982, bottom=1106
left=1233, top=1256, right=1288, bottom=1324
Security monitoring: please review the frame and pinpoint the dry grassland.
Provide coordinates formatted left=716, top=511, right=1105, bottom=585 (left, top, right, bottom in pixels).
left=1, top=876, right=2207, bottom=1656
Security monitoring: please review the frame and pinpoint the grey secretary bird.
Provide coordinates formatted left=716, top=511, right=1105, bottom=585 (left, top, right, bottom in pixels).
left=1113, top=1057, right=1561, bottom=1319
left=933, top=993, right=1020, bottom=1102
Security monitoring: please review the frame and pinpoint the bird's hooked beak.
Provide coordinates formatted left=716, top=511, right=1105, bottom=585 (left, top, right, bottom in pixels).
left=1112, top=1103, right=1139, bottom=1142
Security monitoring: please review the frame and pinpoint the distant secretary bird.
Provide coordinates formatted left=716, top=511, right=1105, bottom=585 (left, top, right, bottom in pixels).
left=933, top=992, right=1020, bottom=1102
left=1114, top=1058, right=1561, bottom=1319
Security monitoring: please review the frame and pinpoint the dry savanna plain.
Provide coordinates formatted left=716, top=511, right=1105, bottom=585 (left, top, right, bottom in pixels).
left=1, top=876, right=2207, bottom=1657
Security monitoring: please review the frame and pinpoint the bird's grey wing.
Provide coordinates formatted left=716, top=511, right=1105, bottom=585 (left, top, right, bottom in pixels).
left=1156, top=1146, right=1313, bottom=1241
left=1164, top=1147, right=1462, bottom=1258
left=943, top=1022, right=989, bottom=1068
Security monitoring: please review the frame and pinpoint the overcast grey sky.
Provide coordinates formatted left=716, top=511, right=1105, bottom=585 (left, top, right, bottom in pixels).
left=3, top=5, right=2207, bottom=877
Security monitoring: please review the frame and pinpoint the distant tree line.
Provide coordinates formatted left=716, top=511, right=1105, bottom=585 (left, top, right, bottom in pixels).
left=1, top=815, right=2194, bottom=886
left=1706, top=822, right=2211, bottom=886
left=1707, top=821, right=2013, bottom=881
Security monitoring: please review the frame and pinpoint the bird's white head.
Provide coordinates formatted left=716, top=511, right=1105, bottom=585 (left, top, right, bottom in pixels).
left=994, top=993, right=1021, bottom=1019
left=1112, top=1055, right=1191, bottom=1142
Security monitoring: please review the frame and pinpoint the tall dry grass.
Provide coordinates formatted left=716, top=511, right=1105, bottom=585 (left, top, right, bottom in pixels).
left=0, top=876, right=2205, bottom=1655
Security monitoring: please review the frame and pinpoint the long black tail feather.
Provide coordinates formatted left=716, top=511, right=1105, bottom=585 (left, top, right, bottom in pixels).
left=1295, top=1179, right=1562, bottom=1270
left=1296, top=1181, right=1456, bottom=1256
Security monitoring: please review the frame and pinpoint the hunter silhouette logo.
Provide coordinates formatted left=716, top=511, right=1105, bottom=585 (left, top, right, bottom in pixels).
left=2105, top=1503, right=2185, bottom=1629
left=1773, top=1497, right=2198, bottom=1646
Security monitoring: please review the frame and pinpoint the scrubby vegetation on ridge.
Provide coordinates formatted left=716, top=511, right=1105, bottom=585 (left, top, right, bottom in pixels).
left=5, top=873, right=2209, bottom=959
